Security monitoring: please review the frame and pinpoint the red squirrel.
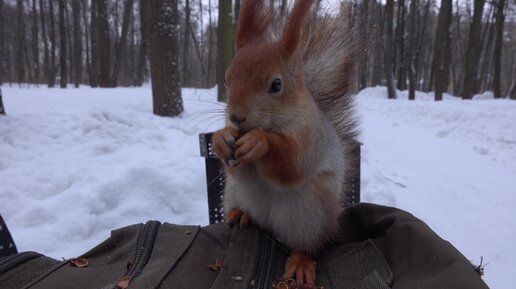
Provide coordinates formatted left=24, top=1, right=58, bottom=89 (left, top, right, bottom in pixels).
left=212, top=0, right=358, bottom=285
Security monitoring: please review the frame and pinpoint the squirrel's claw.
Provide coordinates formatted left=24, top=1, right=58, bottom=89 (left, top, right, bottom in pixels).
left=283, top=250, right=316, bottom=285
left=212, top=127, right=239, bottom=165
left=225, top=208, right=250, bottom=228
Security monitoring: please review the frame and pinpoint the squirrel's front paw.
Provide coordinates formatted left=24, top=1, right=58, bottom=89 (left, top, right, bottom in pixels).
left=235, top=128, right=269, bottom=166
left=212, top=127, right=239, bottom=166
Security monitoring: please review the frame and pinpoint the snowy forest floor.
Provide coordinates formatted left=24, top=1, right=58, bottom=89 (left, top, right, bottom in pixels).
left=1, top=86, right=515, bottom=288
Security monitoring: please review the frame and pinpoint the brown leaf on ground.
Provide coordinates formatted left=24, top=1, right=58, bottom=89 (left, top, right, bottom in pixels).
left=116, top=276, right=131, bottom=289
left=70, top=258, right=89, bottom=268
left=207, top=258, right=222, bottom=272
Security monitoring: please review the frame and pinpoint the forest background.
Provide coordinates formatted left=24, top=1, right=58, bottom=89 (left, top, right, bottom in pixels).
left=0, top=0, right=515, bottom=117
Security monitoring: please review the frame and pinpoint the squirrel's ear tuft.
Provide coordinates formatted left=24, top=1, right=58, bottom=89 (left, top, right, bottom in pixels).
left=235, top=0, right=271, bottom=51
left=280, top=0, right=314, bottom=58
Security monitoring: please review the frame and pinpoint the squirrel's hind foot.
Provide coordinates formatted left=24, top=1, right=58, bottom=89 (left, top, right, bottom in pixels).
left=283, top=250, right=316, bottom=285
left=225, top=208, right=250, bottom=228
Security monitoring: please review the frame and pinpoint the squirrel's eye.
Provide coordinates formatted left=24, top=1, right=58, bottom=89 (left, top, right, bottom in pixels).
left=269, top=78, right=282, bottom=94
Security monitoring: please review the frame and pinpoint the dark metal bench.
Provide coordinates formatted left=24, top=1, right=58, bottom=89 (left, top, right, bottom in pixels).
left=0, top=214, right=17, bottom=258
left=199, top=132, right=361, bottom=225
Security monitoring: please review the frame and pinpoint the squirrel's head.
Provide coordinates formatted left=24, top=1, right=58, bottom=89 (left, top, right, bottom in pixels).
left=225, top=0, right=315, bottom=132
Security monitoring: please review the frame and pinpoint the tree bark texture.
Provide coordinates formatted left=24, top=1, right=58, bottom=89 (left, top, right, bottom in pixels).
left=149, top=0, right=183, bottom=117
left=407, top=0, right=417, bottom=100
left=0, top=0, right=4, bottom=85
left=432, top=0, right=452, bottom=101
left=49, top=0, right=57, bottom=87
left=66, top=3, right=74, bottom=85
left=31, top=0, right=40, bottom=82
left=395, top=0, right=406, bottom=90
left=58, top=0, right=67, bottom=88
left=95, top=0, right=110, bottom=87
left=0, top=88, right=5, bottom=115
left=72, top=0, right=82, bottom=87
left=216, top=0, right=234, bottom=102
left=182, top=0, right=191, bottom=86
left=110, top=0, right=133, bottom=86
left=462, top=0, right=485, bottom=99
left=384, top=0, right=396, bottom=99
left=39, top=0, right=49, bottom=86
left=136, top=0, right=149, bottom=86
left=16, top=0, right=25, bottom=83
left=89, top=0, right=98, bottom=87
left=493, top=0, right=506, bottom=98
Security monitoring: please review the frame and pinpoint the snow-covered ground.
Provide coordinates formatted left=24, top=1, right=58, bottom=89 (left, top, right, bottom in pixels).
left=1, top=85, right=515, bottom=288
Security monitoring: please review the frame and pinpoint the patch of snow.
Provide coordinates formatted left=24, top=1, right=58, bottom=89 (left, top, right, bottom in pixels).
left=1, top=85, right=515, bottom=288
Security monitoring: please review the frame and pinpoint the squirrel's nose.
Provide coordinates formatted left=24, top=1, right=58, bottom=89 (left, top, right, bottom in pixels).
left=230, top=114, right=246, bottom=125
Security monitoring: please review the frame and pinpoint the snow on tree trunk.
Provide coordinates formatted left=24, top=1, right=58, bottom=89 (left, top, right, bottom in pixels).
left=149, top=0, right=183, bottom=117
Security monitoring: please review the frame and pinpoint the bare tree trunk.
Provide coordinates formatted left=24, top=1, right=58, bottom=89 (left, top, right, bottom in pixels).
left=182, top=0, right=191, bottom=87
left=190, top=23, right=207, bottom=81
left=462, top=0, right=485, bottom=99
left=136, top=0, right=149, bottom=86
left=96, top=0, right=110, bottom=87
left=358, top=0, right=370, bottom=90
left=432, top=0, right=452, bottom=101
left=39, top=0, right=49, bottom=86
left=81, top=0, right=89, bottom=85
left=415, top=0, right=431, bottom=91
left=129, top=6, right=136, bottom=85
left=0, top=87, right=5, bottom=115
left=451, top=0, right=465, bottom=95
left=89, top=0, right=98, bottom=87
left=493, top=0, right=506, bottom=98
left=509, top=80, right=516, bottom=100
left=207, top=0, right=213, bottom=86
left=407, top=0, right=417, bottom=100
left=66, top=2, right=74, bottom=86
left=72, top=0, right=81, bottom=87
left=0, top=0, right=4, bottom=85
left=110, top=0, right=133, bottom=86
left=395, top=0, right=406, bottom=90
left=384, top=0, right=396, bottom=99
left=216, top=0, right=234, bottom=101
left=49, top=0, right=57, bottom=87
left=149, top=0, right=183, bottom=116
left=16, top=0, right=25, bottom=84
left=31, top=0, right=40, bottom=83
left=371, top=0, right=383, bottom=87
left=58, top=0, right=67, bottom=88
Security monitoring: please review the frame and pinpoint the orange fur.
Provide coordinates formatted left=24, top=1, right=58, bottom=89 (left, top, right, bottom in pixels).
left=226, top=208, right=250, bottom=227
left=235, top=1, right=271, bottom=50
left=280, top=0, right=315, bottom=57
left=214, top=0, right=359, bottom=285
left=283, top=249, right=316, bottom=284
left=257, top=131, right=305, bottom=187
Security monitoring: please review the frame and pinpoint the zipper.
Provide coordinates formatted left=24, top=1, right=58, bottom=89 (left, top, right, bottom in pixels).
left=108, top=220, right=161, bottom=289
left=0, top=251, right=42, bottom=276
left=250, top=232, right=277, bottom=289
